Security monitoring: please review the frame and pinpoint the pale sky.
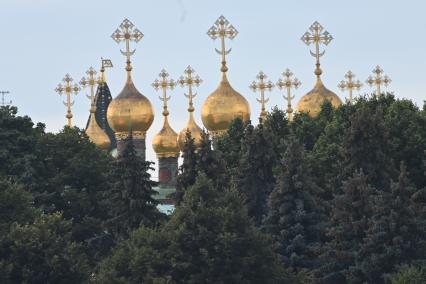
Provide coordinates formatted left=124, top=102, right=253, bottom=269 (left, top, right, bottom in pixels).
left=1, top=0, right=425, bottom=176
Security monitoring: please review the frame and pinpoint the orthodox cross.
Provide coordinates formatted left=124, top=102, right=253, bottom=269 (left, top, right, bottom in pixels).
left=207, top=15, right=238, bottom=73
left=99, top=58, right=113, bottom=83
left=152, top=69, right=176, bottom=116
left=366, top=66, right=391, bottom=97
left=178, top=66, right=203, bottom=113
left=338, top=71, right=362, bottom=104
left=55, top=74, right=80, bottom=127
left=301, top=21, right=333, bottom=78
left=0, top=91, right=11, bottom=106
left=80, top=67, right=98, bottom=110
left=276, top=69, right=301, bottom=121
left=249, top=71, right=274, bottom=123
left=111, top=18, right=143, bottom=75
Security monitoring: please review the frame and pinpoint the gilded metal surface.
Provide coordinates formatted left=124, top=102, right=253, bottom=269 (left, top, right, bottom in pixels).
left=297, top=21, right=341, bottom=117
left=202, top=16, right=250, bottom=136
left=178, top=66, right=203, bottom=150
left=55, top=74, right=80, bottom=127
left=366, top=66, right=391, bottom=97
left=98, top=58, right=113, bottom=83
left=202, top=73, right=250, bottom=132
left=296, top=79, right=342, bottom=117
left=85, top=113, right=111, bottom=150
left=152, top=69, right=180, bottom=158
left=277, top=68, right=301, bottom=121
left=250, top=71, right=274, bottom=123
left=107, top=80, right=154, bottom=134
left=80, top=67, right=98, bottom=108
left=107, top=19, right=154, bottom=137
left=338, top=71, right=362, bottom=104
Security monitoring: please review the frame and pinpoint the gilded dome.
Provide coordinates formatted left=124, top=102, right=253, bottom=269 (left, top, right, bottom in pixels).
left=201, top=73, right=250, bottom=136
left=178, top=112, right=203, bottom=150
left=296, top=78, right=342, bottom=117
left=85, top=113, right=111, bottom=150
left=152, top=117, right=180, bottom=158
left=107, top=79, right=154, bottom=135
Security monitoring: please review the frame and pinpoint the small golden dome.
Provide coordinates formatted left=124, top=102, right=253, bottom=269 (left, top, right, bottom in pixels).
left=201, top=73, right=250, bottom=136
left=86, top=113, right=111, bottom=150
left=296, top=78, right=342, bottom=117
left=107, top=79, right=154, bottom=136
left=178, top=112, right=203, bottom=150
left=152, top=116, right=180, bottom=158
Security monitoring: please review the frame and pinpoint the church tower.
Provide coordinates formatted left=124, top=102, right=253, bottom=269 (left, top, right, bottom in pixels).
left=151, top=69, right=180, bottom=188
left=107, top=19, right=154, bottom=159
left=296, top=21, right=342, bottom=117
left=201, top=16, right=250, bottom=138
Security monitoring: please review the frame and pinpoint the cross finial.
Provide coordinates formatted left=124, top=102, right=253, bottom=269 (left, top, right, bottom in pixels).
left=0, top=91, right=11, bottom=107
left=99, top=58, right=113, bottom=83
left=178, top=66, right=203, bottom=113
left=152, top=69, right=176, bottom=116
left=366, top=65, right=391, bottom=97
left=338, top=71, right=362, bottom=104
left=80, top=67, right=98, bottom=112
left=249, top=71, right=274, bottom=123
left=111, top=18, right=143, bottom=79
left=55, top=74, right=80, bottom=127
left=301, top=21, right=333, bottom=79
left=276, top=68, right=301, bottom=121
left=207, top=15, right=238, bottom=73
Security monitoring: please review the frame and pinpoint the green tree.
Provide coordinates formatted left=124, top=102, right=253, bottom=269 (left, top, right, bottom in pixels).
left=355, top=164, right=422, bottom=283
left=390, top=265, right=426, bottom=284
left=106, top=135, right=163, bottom=240
left=263, top=107, right=290, bottom=158
left=235, top=123, right=277, bottom=225
left=320, top=171, right=375, bottom=283
left=263, top=136, right=325, bottom=272
left=0, top=213, right=90, bottom=284
left=165, top=174, right=290, bottom=283
left=175, top=130, right=197, bottom=204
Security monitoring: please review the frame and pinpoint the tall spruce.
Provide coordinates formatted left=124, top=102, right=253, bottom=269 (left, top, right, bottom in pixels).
left=235, top=123, right=277, bottom=225
left=106, top=135, right=163, bottom=240
left=196, top=130, right=227, bottom=189
left=355, top=164, right=422, bottom=283
left=175, top=129, right=198, bottom=204
left=341, top=105, right=395, bottom=190
left=264, top=135, right=324, bottom=272
left=320, top=170, right=375, bottom=283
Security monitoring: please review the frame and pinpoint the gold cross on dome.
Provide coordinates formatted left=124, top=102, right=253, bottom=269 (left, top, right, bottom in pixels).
left=178, top=66, right=203, bottom=113
left=152, top=69, right=176, bottom=116
left=301, top=21, right=333, bottom=78
left=55, top=74, right=80, bottom=127
left=338, top=71, right=362, bottom=104
left=276, top=68, right=301, bottom=121
left=111, top=19, right=143, bottom=71
left=207, top=15, right=238, bottom=73
left=366, top=66, right=391, bottom=97
left=80, top=67, right=98, bottom=108
left=249, top=71, right=274, bottom=122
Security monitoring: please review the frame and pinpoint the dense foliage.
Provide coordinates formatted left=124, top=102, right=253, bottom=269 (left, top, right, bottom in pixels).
left=0, top=93, right=425, bottom=283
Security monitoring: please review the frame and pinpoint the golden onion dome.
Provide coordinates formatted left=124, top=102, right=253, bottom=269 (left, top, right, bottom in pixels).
left=107, top=79, right=154, bottom=136
left=85, top=112, right=111, bottom=150
left=152, top=116, right=180, bottom=158
left=178, top=112, right=203, bottom=150
left=201, top=73, right=250, bottom=136
left=296, top=78, right=342, bottom=117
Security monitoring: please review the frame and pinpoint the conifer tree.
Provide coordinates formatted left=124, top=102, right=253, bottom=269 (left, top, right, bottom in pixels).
left=175, top=130, right=197, bottom=204
left=355, top=164, right=422, bottom=283
left=320, top=171, right=375, bottom=283
left=196, top=130, right=227, bottom=189
left=264, top=135, right=324, bottom=272
left=235, top=123, right=277, bottom=225
left=106, top=135, right=163, bottom=240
